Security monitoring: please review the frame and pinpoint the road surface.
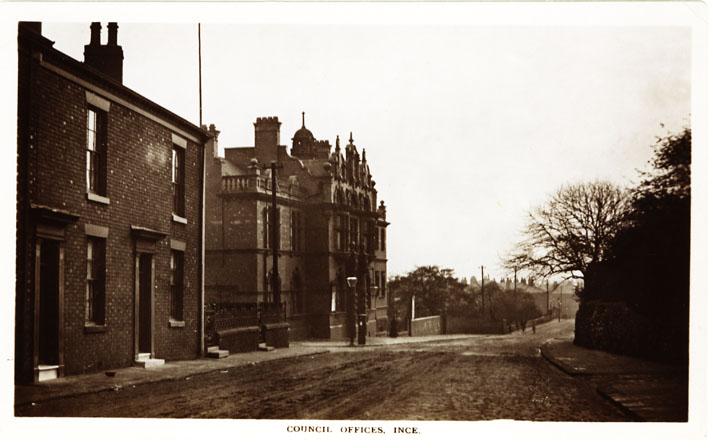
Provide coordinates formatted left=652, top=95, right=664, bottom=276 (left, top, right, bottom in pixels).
left=16, top=319, right=627, bottom=421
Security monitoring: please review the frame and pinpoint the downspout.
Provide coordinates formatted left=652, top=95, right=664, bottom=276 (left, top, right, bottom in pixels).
left=199, top=139, right=206, bottom=357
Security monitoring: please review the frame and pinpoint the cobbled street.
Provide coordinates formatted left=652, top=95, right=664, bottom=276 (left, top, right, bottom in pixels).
left=16, top=320, right=627, bottom=421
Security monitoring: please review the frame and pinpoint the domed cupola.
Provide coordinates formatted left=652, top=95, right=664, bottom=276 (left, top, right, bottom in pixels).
left=291, top=112, right=316, bottom=159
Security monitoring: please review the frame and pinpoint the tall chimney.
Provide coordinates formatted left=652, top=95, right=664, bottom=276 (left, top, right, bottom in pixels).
left=254, top=117, right=281, bottom=160
left=107, top=22, right=118, bottom=46
left=84, top=22, right=124, bottom=83
left=89, top=22, right=101, bottom=45
left=19, top=22, right=43, bottom=35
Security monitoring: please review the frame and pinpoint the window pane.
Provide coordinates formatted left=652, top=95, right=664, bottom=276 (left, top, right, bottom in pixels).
left=172, top=148, right=177, bottom=183
left=87, top=109, right=96, bottom=132
left=87, top=129, right=96, bottom=151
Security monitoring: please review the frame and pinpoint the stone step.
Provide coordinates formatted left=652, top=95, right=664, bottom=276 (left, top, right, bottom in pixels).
left=206, top=346, right=221, bottom=353
left=37, top=364, right=59, bottom=382
left=206, top=349, right=229, bottom=358
left=136, top=352, right=151, bottom=361
left=258, top=343, right=275, bottom=352
left=134, top=357, right=165, bottom=369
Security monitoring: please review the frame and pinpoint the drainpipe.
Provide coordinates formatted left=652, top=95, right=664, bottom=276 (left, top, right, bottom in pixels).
left=199, top=140, right=206, bottom=357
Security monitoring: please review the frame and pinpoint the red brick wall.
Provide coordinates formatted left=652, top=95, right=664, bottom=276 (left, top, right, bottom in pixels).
left=17, top=45, right=204, bottom=380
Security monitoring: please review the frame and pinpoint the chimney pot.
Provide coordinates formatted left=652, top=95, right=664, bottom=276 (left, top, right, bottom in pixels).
left=107, top=22, right=118, bottom=46
left=90, top=22, right=101, bottom=45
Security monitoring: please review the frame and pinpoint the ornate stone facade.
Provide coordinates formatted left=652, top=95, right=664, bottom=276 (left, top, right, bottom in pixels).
left=204, top=115, right=389, bottom=341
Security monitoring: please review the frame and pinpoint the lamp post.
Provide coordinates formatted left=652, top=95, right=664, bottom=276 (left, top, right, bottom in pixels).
left=270, top=161, right=281, bottom=307
left=356, top=247, right=368, bottom=345
left=346, top=276, right=357, bottom=346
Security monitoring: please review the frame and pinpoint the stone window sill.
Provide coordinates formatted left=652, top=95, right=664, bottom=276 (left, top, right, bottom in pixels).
left=172, top=214, right=187, bottom=224
left=87, top=192, right=110, bottom=205
left=84, top=323, right=107, bottom=334
left=168, top=319, right=185, bottom=328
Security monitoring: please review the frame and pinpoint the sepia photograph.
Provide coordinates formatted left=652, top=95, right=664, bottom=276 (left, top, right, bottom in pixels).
left=1, top=0, right=709, bottom=445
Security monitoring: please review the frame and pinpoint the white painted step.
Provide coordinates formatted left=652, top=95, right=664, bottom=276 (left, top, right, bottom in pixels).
left=134, top=355, right=165, bottom=369
left=206, top=346, right=221, bottom=353
left=258, top=343, right=274, bottom=352
left=206, top=349, right=229, bottom=358
left=37, top=365, right=59, bottom=382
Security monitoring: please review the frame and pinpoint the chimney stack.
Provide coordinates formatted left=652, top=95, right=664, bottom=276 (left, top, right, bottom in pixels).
left=84, top=22, right=124, bottom=83
left=254, top=117, right=282, bottom=160
left=19, top=22, right=43, bottom=35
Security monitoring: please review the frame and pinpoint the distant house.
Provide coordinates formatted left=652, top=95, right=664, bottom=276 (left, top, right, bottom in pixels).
left=551, top=280, right=580, bottom=318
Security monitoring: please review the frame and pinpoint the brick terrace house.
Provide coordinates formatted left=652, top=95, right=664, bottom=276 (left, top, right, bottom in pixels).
left=204, top=115, right=389, bottom=347
left=16, top=22, right=208, bottom=383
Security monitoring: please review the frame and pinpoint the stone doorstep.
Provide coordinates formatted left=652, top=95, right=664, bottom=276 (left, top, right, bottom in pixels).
left=37, top=365, right=59, bottom=382
left=258, top=343, right=275, bottom=352
left=134, top=355, right=165, bottom=369
left=206, top=349, right=229, bottom=359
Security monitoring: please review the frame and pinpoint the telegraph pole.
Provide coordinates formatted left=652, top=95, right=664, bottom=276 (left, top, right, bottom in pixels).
left=480, top=265, right=485, bottom=314
left=546, top=279, right=550, bottom=314
left=271, top=162, right=280, bottom=305
left=198, top=23, right=203, bottom=127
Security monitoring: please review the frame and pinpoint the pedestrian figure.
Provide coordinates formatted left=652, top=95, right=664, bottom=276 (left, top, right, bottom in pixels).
left=532, top=322, right=536, bottom=334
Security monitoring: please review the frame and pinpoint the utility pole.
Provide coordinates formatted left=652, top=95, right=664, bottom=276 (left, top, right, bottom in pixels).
left=271, top=162, right=280, bottom=305
left=513, top=266, right=518, bottom=293
left=480, top=265, right=485, bottom=314
left=546, top=279, right=550, bottom=314
left=198, top=23, right=203, bottom=127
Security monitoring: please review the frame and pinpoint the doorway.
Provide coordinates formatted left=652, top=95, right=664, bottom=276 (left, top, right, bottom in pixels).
left=38, top=239, right=60, bottom=366
left=137, top=253, right=153, bottom=354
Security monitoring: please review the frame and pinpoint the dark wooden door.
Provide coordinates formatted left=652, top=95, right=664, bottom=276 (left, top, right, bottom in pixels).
left=38, top=239, right=60, bottom=365
left=138, top=253, right=152, bottom=354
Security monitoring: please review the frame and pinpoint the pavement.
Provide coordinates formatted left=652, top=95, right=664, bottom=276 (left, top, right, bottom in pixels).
left=14, top=332, right=476, bottom=408
left=540, top=338, right=688, bottom=422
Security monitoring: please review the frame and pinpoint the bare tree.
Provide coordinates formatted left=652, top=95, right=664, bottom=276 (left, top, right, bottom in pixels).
left=510, top=181, right=629, bottom=285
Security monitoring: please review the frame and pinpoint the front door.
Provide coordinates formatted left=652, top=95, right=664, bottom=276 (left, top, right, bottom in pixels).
left=38, top=239, right=60, bottom=366
left=138, top=253, right=152, bottom=354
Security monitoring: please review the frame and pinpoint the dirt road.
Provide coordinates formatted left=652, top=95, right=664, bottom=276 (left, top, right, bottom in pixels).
left=15, top=320, right=627, bottom=421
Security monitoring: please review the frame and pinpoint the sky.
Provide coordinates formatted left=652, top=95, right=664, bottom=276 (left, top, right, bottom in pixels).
left=38, top=19, right=691, bottom=281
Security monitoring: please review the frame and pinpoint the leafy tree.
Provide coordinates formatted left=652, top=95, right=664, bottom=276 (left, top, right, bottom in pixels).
left=490, top=289, right=541, bottom=330
left=388, top=266, right=468, bottom=317
left=593, top=127, right=690, bottom=342
left=509, top=181, right=629, bottom=300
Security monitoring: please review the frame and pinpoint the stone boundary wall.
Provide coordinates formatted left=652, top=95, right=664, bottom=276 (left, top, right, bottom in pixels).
left=444, top=315, right=508, bottom=334
left=575, top=301, right=687, bottom=363
left=410, top=315, right=443, bottom=336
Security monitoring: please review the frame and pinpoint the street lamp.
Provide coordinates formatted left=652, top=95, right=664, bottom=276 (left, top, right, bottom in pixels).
left=346, top=276, right=357, bottom=346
